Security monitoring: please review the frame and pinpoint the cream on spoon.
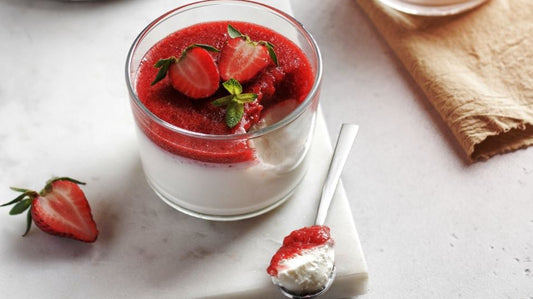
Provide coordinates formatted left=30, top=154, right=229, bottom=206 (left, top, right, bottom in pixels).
left=267, top=123, right=359, bottom=298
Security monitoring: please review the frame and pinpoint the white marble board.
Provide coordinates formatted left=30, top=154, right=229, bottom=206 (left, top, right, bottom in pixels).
left=0, top=0, right=368, bottom=298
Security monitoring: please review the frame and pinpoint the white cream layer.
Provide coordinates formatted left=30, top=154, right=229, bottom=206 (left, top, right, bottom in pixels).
left=273, top=244, right=335, bottom=293
left=135, top=127, right=309, bottom=216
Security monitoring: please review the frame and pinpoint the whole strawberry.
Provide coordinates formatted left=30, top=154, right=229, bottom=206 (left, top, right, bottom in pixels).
left=2, top=177, right=98, bottom=242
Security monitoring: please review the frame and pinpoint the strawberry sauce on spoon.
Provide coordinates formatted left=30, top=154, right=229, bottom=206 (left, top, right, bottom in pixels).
left=267, top=124, right=359, bottom=298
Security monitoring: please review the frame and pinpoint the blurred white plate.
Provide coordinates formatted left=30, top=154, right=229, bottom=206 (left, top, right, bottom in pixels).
left=377, top=0, right=488, bottom=16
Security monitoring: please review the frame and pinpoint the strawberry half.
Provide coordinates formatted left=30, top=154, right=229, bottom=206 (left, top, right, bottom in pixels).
left=1, top=177, right=98, bottom=243
left=219, top=24, right=278, bottom=83
left=151, top=44, right=220, bottom=99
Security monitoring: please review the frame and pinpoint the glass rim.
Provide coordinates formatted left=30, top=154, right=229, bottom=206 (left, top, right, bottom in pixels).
left=376, top=0, right=487, bottom=16
left=125, top=0, right=322, bottom=141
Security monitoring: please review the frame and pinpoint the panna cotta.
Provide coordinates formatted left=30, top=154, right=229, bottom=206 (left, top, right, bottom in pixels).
left=126, top=2, right=322, bottom=220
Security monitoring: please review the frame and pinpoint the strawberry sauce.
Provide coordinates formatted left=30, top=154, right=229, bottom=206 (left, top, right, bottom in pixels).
left=135, top=21, right=314, bottom=163
left=267, top=225, right=332, bottom=276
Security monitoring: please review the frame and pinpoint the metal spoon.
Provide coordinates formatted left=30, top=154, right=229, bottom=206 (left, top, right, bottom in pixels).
left=275, top=123, right=359, bottom=298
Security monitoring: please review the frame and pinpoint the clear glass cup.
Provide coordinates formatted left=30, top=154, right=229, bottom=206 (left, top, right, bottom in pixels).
left=377, top=0, right=487, bottom=16
left=125, top=0, right=322, bottom=221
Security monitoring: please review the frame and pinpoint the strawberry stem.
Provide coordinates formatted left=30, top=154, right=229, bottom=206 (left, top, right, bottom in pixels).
left=227, top=24, right=243, bottom=38
left=9, top=186, right=31, bottom=193
left=9, top=198, right=32, bottom=215
left=23, top=210, right=32, bottom=237
left=48, top=177, right=86, bottom=185
left=185, top=43, right=220, bottom=54
left=1, top=192, right=32, bottom=207
left=2, top=188, right=37, bottom=237
left=151, top=57, right=177, bottom=86
left=261, top=41, right=278, bottom=66
left=42, top=177, right=85, bottom=195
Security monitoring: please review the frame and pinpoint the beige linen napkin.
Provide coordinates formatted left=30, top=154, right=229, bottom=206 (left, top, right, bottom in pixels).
left=356, top=0, right=533, bottom=161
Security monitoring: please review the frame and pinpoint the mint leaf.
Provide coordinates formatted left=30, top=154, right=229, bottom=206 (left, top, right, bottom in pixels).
left=211, top=95, right=234, bottom=107
left=212, top=79, right=257, bottom=128
left=226, top=102, right=244, bottom=128
left=235, top=93, right=257, bottom=104
left=151, top=57, right=176, bottom=86
left=227, top=24, right=242, bottom=38
left=222, top=78, right=243, bottom=95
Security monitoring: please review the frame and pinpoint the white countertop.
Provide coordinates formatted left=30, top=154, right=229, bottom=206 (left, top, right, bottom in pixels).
left=0, top=0, right=531, bottom=298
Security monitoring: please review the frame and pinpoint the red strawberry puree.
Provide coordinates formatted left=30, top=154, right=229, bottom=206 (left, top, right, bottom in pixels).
left=135, top=21, right=314, bottom=163
left=267, top=225, right=333, bottom=276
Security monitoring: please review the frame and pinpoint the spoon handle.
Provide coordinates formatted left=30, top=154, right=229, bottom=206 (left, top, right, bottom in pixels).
left=315, top=123, right=359, bottom=226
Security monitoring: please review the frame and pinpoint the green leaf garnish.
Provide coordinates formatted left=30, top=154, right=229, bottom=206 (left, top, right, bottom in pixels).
left=222, top=78, right=243, bottom=95
left=226, top=101, right=243, bottom=128
left=151, top=43, right=220, bottom=86
left=235, top=93, right=257, bottom=104
left=211, top=95, right=234, bottom=107
left=212, top=78, right=258, bottom=128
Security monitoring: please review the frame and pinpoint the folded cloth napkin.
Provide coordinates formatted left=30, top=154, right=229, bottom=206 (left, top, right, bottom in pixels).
left=356, top=0, right=533, bottom=161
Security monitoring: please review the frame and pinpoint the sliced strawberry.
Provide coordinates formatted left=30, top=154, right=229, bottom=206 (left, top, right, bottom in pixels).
left=168, top=47, right=220, bottom=98
left=2, top=177, right=98, bottom=243
left=152, top=44, right=220, bottom=99
left=32, top=179, right=98, bottom=242
left=219, top=24, right=278, bottom=83
left=219, top=38, right=271, bottom=82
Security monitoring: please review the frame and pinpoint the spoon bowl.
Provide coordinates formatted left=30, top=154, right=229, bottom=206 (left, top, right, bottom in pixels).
left=275, top=265, right=336, bottom=299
